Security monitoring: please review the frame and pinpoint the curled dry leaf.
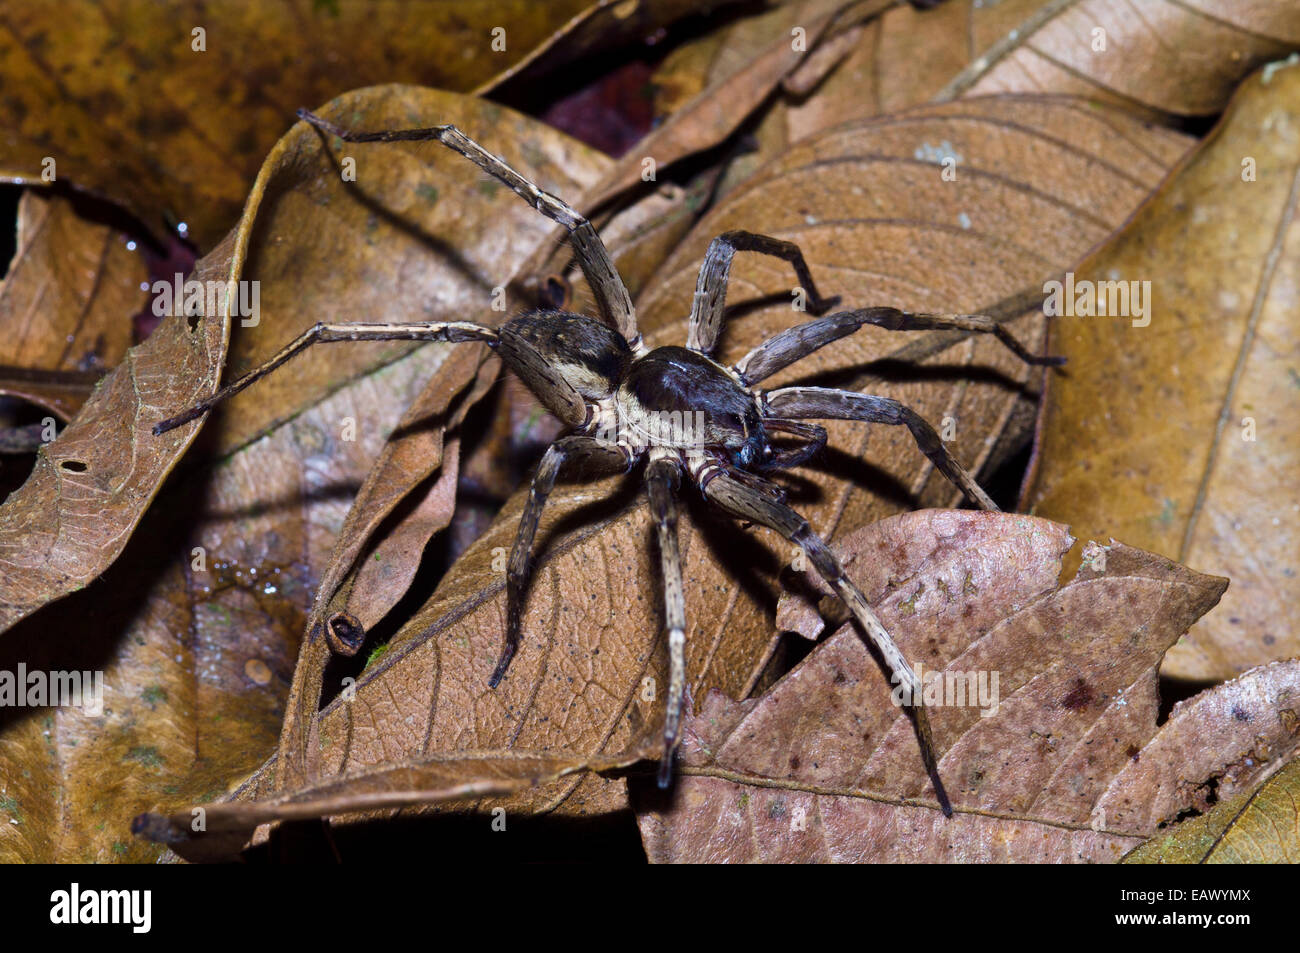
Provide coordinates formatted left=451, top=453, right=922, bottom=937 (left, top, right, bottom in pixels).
left=0, top=191, right=145, bottom=421
left=0, top=228, right=236, bottom=634
left=0, top=0, right=612, bottom=247
left=729, top=0, right=1294, bottom=185
left=221, top=95, right=1191, bottom=823
left=635, top=510, right=1292, bottom=863
left=1124, top=750, right=1300, bottom=864
left=1023, top=59, right=1300, bottom=680
left=585, top=0, right=893, bottom=208
left=134, top=743, right=656, bottom=863
left=938, top=0, right=1300, bottom=116
left=275, top=361, right=497, bottom=789
left=0, top=87, right=612, bottom=637
left=0, top=342, right=451, bottom=862
left=478, top=0, right=746, bottom=99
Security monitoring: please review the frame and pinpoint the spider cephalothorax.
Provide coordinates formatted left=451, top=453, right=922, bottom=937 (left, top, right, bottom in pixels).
left=156, top=109, right=1063, bottom=808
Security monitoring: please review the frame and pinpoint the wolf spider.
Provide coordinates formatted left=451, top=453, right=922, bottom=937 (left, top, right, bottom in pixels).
left=155, top=108, right=1062, bottom=808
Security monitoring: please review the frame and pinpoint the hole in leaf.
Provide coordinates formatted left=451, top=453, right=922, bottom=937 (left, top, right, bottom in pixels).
left=60, top=460, right=87, bottom=472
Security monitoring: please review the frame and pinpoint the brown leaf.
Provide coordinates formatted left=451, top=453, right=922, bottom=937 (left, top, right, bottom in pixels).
left=632, top=511, right=1292, bottom=863
left=223, top=95, right=1190, bottom=821
left=0, top=0, right=624, bottom=248
left=133, top=744, right=654, bottom=863
left=1124, top=752, right=1300, bottom=864
left=479, top=0, right=744, bottom=99
left=0, top=228, right=235, bottom=634
left=734, top=0, right=1295, bottom=183
left=0, top=340, right=453, bottom=862
left=941, top=0, right=1300, bottom=115
left=586, top=0, right=892, bottom=208
left=274, top=360, right=497, bottom=789
left=0, top=88, right=613, bottom=637
left=1023, top=59, right=1300, bottom=680
left=206, top=88, right=615, bottom=458
left=0, top=191, right=144, bottom=419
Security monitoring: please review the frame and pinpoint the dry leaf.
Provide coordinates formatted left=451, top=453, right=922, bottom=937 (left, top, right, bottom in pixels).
left=586, top=0, right=891, bottom=208
left=943, top=0, right=1300, bottom=115
left=729, top=0, right=1295, bottom=184
left=1023, top=59, right=1300, bottom=680
left=204, top=87, right=614, bottom=457
left=0, top=229, right=235, bottom=633
left=0, top=341, right=452, bottom=862
left=1124, top=753, right=1300, bottom=864
left=133, top=744, right=653, bottom=863
left=0, top=0, right=618, bottom=247
left=0, top=191, right=144, bottom=420
left=634, top=511, right=1297, bottom=863
left=0, top=88, right=611, bottom=636
left=479, top=0, right=744, bottom=98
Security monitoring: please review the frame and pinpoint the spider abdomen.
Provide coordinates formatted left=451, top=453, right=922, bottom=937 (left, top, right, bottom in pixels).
left=616, top=345, right=765, bottom=464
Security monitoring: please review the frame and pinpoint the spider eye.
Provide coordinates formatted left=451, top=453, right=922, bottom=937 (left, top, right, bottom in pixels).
left=732, top=437, right=762, bottom=468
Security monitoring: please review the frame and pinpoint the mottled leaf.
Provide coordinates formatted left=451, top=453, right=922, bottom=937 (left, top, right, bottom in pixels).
left=1024, top=58, right=1300, bottom=680
left=635, top=511, right=1293, bottom=863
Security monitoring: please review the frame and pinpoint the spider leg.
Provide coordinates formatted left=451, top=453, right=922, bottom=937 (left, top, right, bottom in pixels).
left=764, top=386, right=998, bottom=511
left=153, top=321, right=498, bottom=434
left=687, top=230, right=841, bottom=357
left=645, top=455, right=686, bottom=788
left=733, top=306, right=1065, bottom=386
left=297, top=109, right=638, bottom=347
left=491, top=435, right=634, bottom=688
left=697, top=464, right=951, bottom=815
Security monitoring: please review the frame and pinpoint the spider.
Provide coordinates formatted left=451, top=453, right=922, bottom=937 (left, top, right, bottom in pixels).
left=155, top=108, right=1063, bottom=810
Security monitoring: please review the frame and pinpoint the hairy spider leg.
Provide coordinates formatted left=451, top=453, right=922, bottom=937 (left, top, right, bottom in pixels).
left=492, top=436, right=633, bottom=689
left=687, top=230, right=841, bottom=356
left=733, top=306, right=1065, bottom=387
left=152, top=321, right=499, bottom=434
left=296, top=109, right=639, bottom=348
left=765, top=387, right=999, bottom=512
left=645, top=455, right=686, bottom=788
left=699, top=465, right=953, bottom=817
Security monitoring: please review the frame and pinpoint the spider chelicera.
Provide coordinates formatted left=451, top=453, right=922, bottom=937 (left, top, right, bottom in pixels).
left=155, top=108, right=1063, bottom=810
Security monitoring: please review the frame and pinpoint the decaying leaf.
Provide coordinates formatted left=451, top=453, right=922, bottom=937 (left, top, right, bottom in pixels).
left=635, top=510, right=1296, bottom=863
left=0, top=87, right=612, bottom=637
left=1023, top=59, right=1300, bottom=681
left=0, top=191, right=144, bottom=421
left=586, top=0, right=893, bottom=208
left=0, top=0, right=619, bottom=247
left=0, top=341, right=453, bottom=862
left=133, top=744, right=653, bottom=864
left=721, top=0, right=1294, bottom=188
left=0, top=228, right=236, bottom=634
left=1124, top=751, right=1300, bottom=864
left=938, top=0, right=1300, bottom=116
left=478, top=0, right=747, bottom=100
